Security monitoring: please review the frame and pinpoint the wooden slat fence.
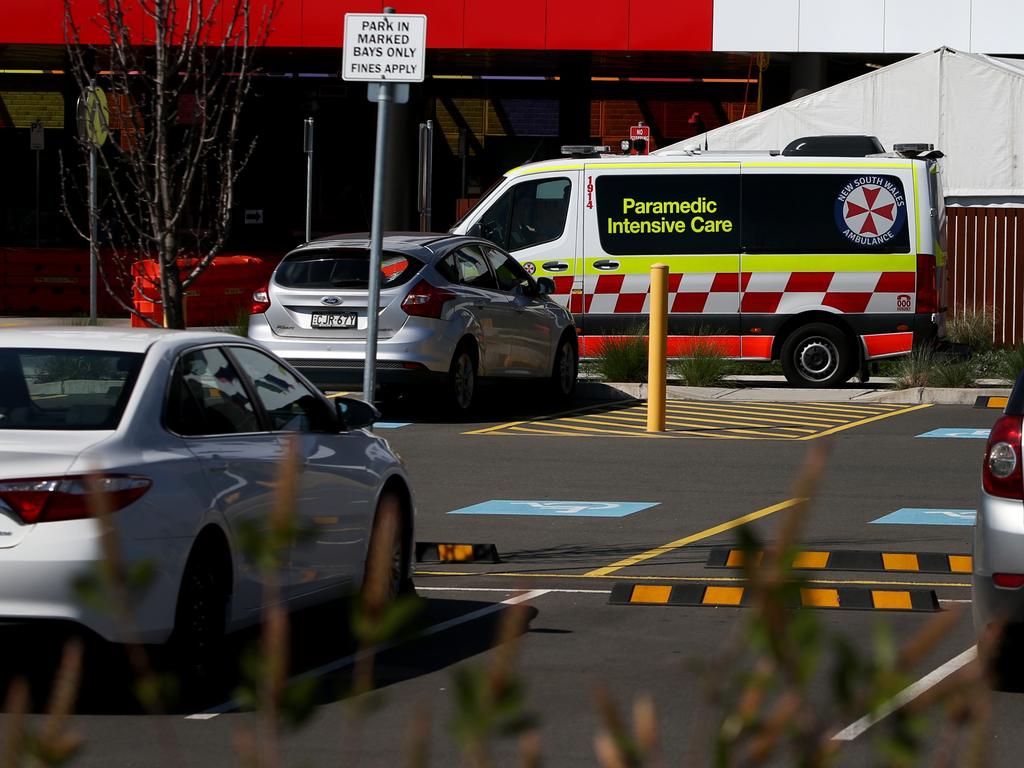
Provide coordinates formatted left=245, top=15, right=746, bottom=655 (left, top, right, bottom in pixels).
left=948, top=207, right=1024, bottom=348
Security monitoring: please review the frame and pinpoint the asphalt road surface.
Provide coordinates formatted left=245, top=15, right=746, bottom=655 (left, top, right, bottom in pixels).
left=0, top=387, right=1013, bottom=767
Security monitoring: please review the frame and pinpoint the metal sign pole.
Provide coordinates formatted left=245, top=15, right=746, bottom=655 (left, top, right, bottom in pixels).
left=89, top=143, right=98, bottom=324
left=34, top=146, right=40, bottom=249
left=304, top=117, right=314, bottom=242
left=417, top=120, right=433, bottom=231
left=362, top=19, right=395, bottom=403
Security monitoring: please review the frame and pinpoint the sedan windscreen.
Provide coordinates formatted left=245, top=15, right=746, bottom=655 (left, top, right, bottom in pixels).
left=0, top=348, right=143, bottom=430
left=275, top=249, right=423, bottom=289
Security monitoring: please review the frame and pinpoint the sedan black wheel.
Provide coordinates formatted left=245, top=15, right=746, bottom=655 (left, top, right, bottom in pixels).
left=550, top=336, right=578, bottom=400
left=780, top=323, right=852, bottom=388
left=361, top=490, right=409, bottom=616
left=170, top=551, right=228, bottom=696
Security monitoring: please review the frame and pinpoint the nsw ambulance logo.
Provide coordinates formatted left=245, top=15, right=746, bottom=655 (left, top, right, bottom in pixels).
left=834, top=176, right=907, bottom=247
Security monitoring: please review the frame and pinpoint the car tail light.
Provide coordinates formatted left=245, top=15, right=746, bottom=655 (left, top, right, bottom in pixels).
left=994, top=573, right=1024, bottom=589
left=983, top=415, right=1023, bottom=500
left=251, top=284, right=271, bottom=314
left=401, top=279, right=456, bottom=319
left=0, top=475, right=151, bottom=524
left=916, top=254, right=937, bottom=313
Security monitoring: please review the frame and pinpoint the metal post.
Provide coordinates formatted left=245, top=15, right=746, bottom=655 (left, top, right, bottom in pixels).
left=458, top=128, right=467, bottom=199
left=417, top=119, right=433, bottom=231
left=34, top=148, right=40, bottom=249
left=362, top=8, right=395, bottom=404
left=88, top=141, right=98, bottom=325
left=304, top=117, right=314, bottom=243
left=646, top=263, right=668, bottom=432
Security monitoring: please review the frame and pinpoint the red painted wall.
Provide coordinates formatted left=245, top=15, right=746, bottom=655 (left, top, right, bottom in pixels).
left=5, top=0, right=713, bottom=50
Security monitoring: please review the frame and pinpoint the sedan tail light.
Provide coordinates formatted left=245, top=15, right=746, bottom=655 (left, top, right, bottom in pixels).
left=983, top=415, right=1023, bottom=500
left=401, top=279, right=456, bottom=319
left=251, top=284, right=271, bottom=314
left=0, top=475, right=151, bottom=524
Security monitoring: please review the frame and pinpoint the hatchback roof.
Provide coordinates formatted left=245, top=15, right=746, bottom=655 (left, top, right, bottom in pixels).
left=286, top=232, right=482, bottom=261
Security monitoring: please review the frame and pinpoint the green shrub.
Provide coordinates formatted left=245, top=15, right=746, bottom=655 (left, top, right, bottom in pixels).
left=672, top=340, right=728, bottom=387
left=930, top=359, right=976, bottom=388
left=948, top=308, right=996, bottom=351
left=594, top=327, right=648, bottom=382
left=999, top=346, right=1024, bottom=383
left=889, top=346, right=934, bottom=389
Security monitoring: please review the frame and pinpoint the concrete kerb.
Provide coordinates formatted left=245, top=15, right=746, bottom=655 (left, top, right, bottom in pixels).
left=577, top=380, right=1012, bottom=405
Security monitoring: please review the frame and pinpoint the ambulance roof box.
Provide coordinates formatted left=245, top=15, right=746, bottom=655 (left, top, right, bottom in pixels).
left=782, top=135, right=886, bottom=157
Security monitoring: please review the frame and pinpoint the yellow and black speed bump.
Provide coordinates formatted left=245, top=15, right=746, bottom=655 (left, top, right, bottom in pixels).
left=609, top=582, right=940, bottom=612
left=975, top=395, right=1009, bottom=409
left=706, top=547, right=972, bottom=574
left=415, top=542, right=501, bottom=564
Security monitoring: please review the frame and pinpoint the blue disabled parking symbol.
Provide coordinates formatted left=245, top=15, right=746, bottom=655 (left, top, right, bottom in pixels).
left=870, top=508, right=976, bottom=526
left=448, top=500, right=659, bottom=518
left=916, top=428, right=991, bottom=439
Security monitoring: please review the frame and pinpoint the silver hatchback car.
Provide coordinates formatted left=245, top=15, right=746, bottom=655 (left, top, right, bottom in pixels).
left=248, top=233, right=578, bottom=412
left=974, top=371, right=1024, bottom=675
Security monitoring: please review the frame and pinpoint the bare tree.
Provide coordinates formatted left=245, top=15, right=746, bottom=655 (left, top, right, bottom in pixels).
left=63, top=0, right=275, bottom=328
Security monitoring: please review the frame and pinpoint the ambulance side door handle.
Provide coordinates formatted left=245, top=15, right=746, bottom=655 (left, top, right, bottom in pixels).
left=594, top=260, right=619, bottom=271
left=542, top=261, right=569, bottom=272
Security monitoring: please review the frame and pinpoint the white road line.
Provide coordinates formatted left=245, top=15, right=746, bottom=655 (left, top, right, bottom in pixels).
left=416, top=586, right=611, bottom=595
left=831, top=645, right=977, bottom=741
left=186, top=588, right=552, bottom=720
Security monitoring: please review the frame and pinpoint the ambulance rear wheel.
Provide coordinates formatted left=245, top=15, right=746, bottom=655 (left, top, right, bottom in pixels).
left=780, top=324, right=852, bottom=388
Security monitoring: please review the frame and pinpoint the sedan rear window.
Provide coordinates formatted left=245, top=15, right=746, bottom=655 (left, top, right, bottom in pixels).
left=0, top=349, right=143, bottom=430
left=275, top=249, right=423, bottom=289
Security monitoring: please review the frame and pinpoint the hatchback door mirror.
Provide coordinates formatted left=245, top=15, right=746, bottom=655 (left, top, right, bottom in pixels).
left=336, top=397, right=380, bottom=430
left=536, top=277, right=555, bottom=296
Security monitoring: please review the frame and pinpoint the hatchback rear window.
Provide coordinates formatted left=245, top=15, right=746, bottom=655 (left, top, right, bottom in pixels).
left=274, top=249, right=423, bottom=289
left=0, top=348, right=143, bottom=430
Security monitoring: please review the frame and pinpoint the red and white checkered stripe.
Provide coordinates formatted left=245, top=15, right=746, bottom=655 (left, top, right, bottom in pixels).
left=578, top=271, right=915, bottom=315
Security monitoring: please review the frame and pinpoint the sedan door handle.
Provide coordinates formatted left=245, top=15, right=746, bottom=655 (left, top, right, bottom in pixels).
left=542, top=261, right=569, bottom=272
left=594, top=259, right=620, bottom=271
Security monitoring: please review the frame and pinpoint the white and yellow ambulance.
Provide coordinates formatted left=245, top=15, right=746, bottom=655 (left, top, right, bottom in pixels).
left=450, top=136, right=947, bottom=387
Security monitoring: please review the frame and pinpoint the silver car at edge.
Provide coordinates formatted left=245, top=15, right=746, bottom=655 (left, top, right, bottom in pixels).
left=0, top=328, right=414, bottom=667
left=974, top=370, right=1024, bottom=678
left=246, top=233, right=578, bottom=412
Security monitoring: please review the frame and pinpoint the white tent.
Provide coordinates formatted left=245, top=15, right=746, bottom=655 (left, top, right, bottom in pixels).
left=657, top=47, right=1024, bottom=205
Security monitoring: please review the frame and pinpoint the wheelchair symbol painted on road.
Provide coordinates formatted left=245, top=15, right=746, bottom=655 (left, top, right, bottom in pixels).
left=870, top=508, right=976, bottom=526
left=448, top=500, right=659, bottom=517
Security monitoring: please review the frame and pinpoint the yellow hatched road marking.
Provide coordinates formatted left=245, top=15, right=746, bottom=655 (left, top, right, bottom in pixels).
left=799, top=403, right=932, bottom=440
left=463, top=399, right=631, bottom=435
left=585, top=497, right=805, bottom=577
left=716, top=401, right=907, bottom=417
left=663, top=403, right=845, bottom=428
left=508, top=423, right=776, bottom=441
left=580, top=407, right=820, bottom=432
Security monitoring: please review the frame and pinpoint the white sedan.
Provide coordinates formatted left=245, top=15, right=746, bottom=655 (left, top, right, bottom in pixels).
left=0, top=328, right=415, bottom=678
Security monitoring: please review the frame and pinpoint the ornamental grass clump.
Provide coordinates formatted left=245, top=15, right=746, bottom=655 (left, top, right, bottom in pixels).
left=594, top=325, right=649, bottom=383
left=673, top=339, right=728, bottom=387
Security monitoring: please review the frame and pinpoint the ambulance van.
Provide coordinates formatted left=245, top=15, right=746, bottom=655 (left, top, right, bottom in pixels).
left=450, top=137, right=947, bottom=387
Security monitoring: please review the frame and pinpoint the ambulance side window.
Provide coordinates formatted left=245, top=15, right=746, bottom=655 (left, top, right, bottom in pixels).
left=742, top=174, right=911, bottom=254
left=474, top=177, right=571, bottom=252
left=595, top=174, right=741, bottom=256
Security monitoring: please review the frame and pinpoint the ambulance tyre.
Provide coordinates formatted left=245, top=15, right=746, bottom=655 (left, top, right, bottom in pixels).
left=780, top=323, right=853, bottom=388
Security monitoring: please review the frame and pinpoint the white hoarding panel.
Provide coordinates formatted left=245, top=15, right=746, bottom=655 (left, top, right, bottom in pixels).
left=713, top=0, right=799, bottom=52
left=799, top=0, right=884, bottom=53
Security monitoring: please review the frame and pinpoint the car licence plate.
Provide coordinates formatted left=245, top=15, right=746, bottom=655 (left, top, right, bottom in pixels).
left=311, top=312, right=357, bottom=329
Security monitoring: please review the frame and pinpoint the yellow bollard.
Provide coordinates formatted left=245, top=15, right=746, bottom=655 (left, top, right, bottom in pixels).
left=647, top=263, right=668, bottom=432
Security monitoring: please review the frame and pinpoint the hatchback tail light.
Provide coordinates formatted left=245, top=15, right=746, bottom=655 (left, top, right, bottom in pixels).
left=401, top=279, right=456, bottom=319
left=994, top=573, right=1024, bottom=589
left=983, top=415, right=1023, bottom=500
left=0, top=475, right=151, bottom=524
left=916, top=254, right=937, bottom=314
left=251, top=284, right=271, bottom=314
